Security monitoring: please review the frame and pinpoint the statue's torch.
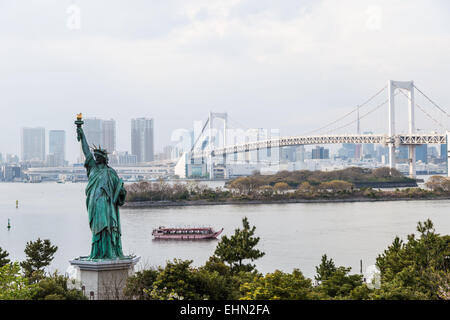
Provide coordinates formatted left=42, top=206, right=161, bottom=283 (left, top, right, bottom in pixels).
left=75, top=113, right=84, bottom=141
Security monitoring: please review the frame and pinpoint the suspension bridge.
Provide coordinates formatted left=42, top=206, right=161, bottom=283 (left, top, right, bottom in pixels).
left=176, top=80, right=450, bottom=180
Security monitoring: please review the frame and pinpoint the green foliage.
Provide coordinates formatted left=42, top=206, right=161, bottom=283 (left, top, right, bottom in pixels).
left=240, top=269, right=313, bottom=300
left=0, top=263, right=35, bottom=300
left=0, top=247, right=10, bottom=267
left=31, top=272, right=86, bottom=300
left=144, top=258, right=242, bottom=300
left=147, top=259, right=202, bottom=300
left=373, top=219, right=450, bottom=300
left=20, top=238, right=58, bottom=282
left=226, top=167, right=412, bottom=190
left=315, top=266, right=364, bottom=299
left=123, top=269, right=159, bottom=300
left=214, top=217, right=265, bottom=273
left=315, top=254, right=337, bottom=282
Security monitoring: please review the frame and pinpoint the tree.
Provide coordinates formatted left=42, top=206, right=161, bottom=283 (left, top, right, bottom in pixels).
left=124, top=269, right=159, bottom=300
left=0, top=247, right=10, bottom=267
left=296, top=181, right=316, bottom=195
left=31, top=272, right=86, bottom=300
left=214, top=217, right=265, bottom=273
left=147, top=259, right=201, bottom=300
left=315, top=266, right=364, bottom=299
left=273, top=182, right=289, bottom=194
left=228, top=177, right=264, bottom=195
left=0, top=262, right=35, bottom=300
left=258, top=185, right=274, bottom=198
left=318, top=180, right=353, bottom=193
left=425, top=175, right=450, bottom=192
left=315, top=254, right=337, bottom=282
left=240, top=269, right=313, bottom=300
left=373, top=219, right=450, bottom=299
left=20, top=238, right=58, bottom=282
left=371, top=167, right=404, bottom=179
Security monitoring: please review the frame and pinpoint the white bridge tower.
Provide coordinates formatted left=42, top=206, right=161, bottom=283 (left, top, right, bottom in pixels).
left=388, top=80, right=416, bottom=178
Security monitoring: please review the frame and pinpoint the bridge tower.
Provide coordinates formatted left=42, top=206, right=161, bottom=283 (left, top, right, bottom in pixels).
left=207, top=112, right=228, bottom=180
left=388, top=80, right=416, bottom=178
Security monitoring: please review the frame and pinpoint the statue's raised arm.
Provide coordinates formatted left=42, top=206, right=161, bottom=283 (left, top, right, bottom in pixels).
left=77, top=126, right=92, bottom=159
left=75, top=113, right=92, bottom=160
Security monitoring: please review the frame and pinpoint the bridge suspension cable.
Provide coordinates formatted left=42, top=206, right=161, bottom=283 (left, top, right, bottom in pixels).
left=302, top=85, right=387, bottom=135
left=397, top=88, right=447, bottom=130
left=413, top=85, right=450, bottom=119
left=324, top=96, right=391, bottom=134
left=190, top=118, right=210, bottom=153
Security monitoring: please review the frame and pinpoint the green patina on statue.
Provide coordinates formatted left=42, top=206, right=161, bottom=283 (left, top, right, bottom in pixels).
left=75, top=114, right=127, bottom=260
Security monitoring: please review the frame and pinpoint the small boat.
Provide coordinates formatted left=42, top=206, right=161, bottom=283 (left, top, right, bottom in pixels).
left=152, top=226, right=223, bottom=240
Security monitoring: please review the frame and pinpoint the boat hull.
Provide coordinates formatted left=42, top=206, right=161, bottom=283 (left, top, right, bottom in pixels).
left=152, top=229, right=223, bottom=240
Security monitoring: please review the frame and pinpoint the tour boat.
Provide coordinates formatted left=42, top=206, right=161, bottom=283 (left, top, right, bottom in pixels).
left=152, top=226, right=224, bottom=240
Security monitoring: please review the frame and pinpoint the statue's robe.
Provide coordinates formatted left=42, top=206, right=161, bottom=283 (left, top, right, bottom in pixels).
left=84, top=152, right=126, bottom=259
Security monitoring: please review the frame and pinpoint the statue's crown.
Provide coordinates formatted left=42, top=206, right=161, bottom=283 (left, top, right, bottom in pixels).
left=91, top=144, right=108, bottom=157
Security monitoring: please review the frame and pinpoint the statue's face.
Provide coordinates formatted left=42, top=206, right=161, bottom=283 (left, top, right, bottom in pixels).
left=95, top=154, right=107, bottom=164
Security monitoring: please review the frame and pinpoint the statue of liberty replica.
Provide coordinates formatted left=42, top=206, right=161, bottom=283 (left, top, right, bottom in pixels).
left=70, top=113, right=139, bottom=300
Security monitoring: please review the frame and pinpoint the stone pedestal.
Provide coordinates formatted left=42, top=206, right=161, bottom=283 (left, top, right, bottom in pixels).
left=69, top=256, right=140, bottom=300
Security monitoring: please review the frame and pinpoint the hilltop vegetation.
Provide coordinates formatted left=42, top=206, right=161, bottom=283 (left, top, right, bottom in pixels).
left=227, top=167, right=414, bottom=190
left=124, top=168, right=450, bottom=204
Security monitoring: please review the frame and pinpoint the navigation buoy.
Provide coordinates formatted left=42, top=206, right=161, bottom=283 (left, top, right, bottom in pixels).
left=16, top=200, right=18, bottom=208
left=7, top=218, right=11, bottom=230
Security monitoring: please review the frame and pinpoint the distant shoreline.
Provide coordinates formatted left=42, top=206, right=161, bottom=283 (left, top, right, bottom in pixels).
left=123, top=196, right=450, bottom=208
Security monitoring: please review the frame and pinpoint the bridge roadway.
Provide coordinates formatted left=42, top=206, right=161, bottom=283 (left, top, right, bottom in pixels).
left=190, top=133, right=447, bottom=159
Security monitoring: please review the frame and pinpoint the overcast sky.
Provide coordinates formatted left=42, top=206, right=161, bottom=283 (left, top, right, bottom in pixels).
left=1, top=0, right=449, bottom=163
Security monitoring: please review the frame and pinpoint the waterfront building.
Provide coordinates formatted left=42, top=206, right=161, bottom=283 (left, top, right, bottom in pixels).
left=131, top=118, right=154, bottom=163
left=1, top=164, right=21, bottom=181
left=49, top=130, right=66, bottom=166
left=21, top=127, right=45, bottom=161
left=110, top=151, right=137, bottom=165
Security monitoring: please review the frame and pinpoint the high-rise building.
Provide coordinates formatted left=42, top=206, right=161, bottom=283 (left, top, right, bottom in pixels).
left=375, top=145, right=389, bottom=163
left=131, top=118, right=154, bottom=163
left=280, top=146, right=297, bottom=162
left=80, top=118, right=103, bottom=162
left=102, top=119, right=116, bottom=154
left=341, top=144, right=356, bottom=158
left=397, top=146, right=409, bottom=161
left=49, top=130, right=66, bottom=166
left=312, top=146, right=329, bottom=159
left=415, top=144, right=428, bottom=163
left=362, top=132, right=375, bottom=159
left=84, top=118, right=103, bottom=147
left=21, top=127, right=45, bottom=161
left=297, top=145, right=305, bottom=162
left=440, top=144, right=447, bottom=160
left=80, top=118, right=116, bottom=161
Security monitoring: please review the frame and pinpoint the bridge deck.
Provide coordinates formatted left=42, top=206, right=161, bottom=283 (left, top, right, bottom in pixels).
left=190, top=134, right=446, bottom=158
